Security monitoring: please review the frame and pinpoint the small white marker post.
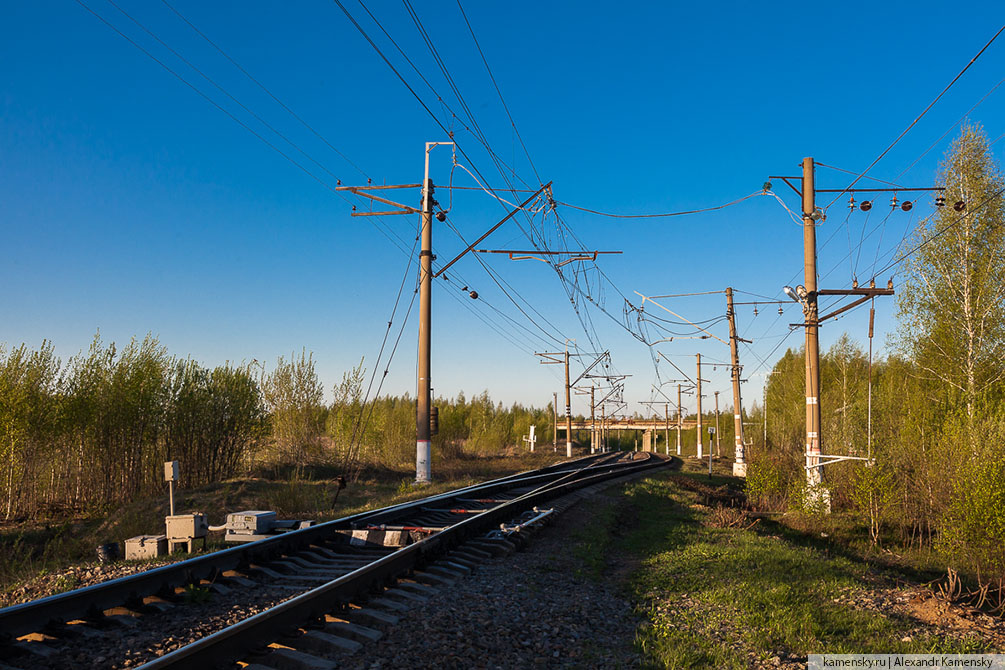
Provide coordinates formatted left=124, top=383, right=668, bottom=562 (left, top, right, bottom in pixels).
left=164, top=461, right=179, bottom=516
left=523, top=425, right=537, bottom=452
left=707, top=427, right=715, bottom=478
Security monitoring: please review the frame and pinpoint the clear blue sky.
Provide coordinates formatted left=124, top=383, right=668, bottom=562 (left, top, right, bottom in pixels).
left=3, top=1, right=1004, bottom=422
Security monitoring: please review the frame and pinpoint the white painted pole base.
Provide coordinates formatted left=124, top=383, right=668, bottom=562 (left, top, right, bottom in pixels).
left=566, top=442, right=572, bottom=458
left=416, top=440, right=431, bottom=484
left=732, top=462, right=747, bottom=477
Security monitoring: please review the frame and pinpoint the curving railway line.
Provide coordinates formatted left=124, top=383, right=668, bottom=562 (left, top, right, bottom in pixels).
left=0, top=451, right=671, bottom=670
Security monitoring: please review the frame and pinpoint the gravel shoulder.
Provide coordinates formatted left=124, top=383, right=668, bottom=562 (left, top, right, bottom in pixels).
left=340, top=491, right=642, bottom=670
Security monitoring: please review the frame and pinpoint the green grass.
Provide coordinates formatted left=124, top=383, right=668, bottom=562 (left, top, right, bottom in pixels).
left=570, top=490, right=621, bottom=579
left=616, top=472, right=987, bottom=669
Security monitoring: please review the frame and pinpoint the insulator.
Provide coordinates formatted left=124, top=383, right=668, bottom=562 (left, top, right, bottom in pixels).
left=753, top=306, right=759, bottom=316
left=890, top=195, right=898, bottom=208
left=860, top=200, right=872, bottom=212
left=848, top=197, right=856, bottom=209
left=436, top=211, right=446, bottom=221
left=469, top=291, right=479, bottom=299
left=935, top=196, right=946, bottom=207
left=954, top=201, right=966, bottom=212
left=901, top=201, right=913, bottom=212
left=778, top=306, right=784, bottom=315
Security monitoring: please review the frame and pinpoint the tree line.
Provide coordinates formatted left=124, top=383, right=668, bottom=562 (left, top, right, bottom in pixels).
left=0, top=339, right=556, bottom=520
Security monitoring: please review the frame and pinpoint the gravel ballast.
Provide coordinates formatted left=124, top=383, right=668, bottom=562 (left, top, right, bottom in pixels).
left=341, top=493, right=641, bottom=670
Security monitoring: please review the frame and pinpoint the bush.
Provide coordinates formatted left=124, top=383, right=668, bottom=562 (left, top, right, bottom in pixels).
left=744, top=456, right=789, bottom=511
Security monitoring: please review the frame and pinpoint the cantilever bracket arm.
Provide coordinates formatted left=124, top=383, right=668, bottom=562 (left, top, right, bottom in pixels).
left=571, top=351, right=609, bottom=387
left=805, top=454, right=875, bottom=470
left=336, top=185, right=419, bottom=216
left=433, top=181, right=551, bottom=279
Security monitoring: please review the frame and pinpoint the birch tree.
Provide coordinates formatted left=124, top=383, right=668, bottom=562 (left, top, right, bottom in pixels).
left=897, top=123, right=1005, bottom=424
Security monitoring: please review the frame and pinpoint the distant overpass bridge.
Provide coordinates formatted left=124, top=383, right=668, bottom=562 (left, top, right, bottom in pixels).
left=563, top=418, right=701, bottom=453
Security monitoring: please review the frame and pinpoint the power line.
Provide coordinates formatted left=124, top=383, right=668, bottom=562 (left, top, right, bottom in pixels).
left=106, top=0, right=345, bottom=184
left=824, top=24, right=1005, bottom=210
left=892, top=75, right=1005, bottom=183
left=814, top=162, right=904, bottom=188
left=159, top=0, right=370, bottom=179
left=455, top=0, right=542, bottom=186
left=875, top=185, right=1005, bottom=278
left=77, top=0, right=342, bottom=198
left=556, top=191, right=764, bottom=219
left=78, top=0, right=415, bottom=261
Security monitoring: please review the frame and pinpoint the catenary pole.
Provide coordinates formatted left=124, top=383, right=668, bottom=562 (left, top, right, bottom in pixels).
left=802, top=157, right=824, bottom=493
left=726, top=287, right=747, bottom=476
left=676, top=384, right=682, bottom=456
left=415, top=146, right=435, bottom=483
left=552, top=392, right=558, bottom=452
left=714, top=390, right=721, bottom=457
left=696, top=353, right=703, bottom=459
left=564, top=346, right=573, bottom=458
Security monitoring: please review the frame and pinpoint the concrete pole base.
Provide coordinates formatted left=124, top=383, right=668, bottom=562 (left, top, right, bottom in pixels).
left=732, top=462, right=747, bottom=477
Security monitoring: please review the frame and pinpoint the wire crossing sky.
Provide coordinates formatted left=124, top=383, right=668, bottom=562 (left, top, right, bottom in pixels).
left=2, top=1, right=1004, bottom=417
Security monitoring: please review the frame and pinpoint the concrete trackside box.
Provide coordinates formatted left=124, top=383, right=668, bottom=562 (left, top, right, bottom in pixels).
left=125, top=534, right=167, bottom=560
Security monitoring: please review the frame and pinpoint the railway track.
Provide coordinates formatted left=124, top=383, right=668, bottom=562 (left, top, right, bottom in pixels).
left=0, top=451, right=671, bottom=670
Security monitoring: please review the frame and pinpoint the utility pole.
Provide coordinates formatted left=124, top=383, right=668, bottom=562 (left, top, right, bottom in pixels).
left=415, top=145, right=436, bottom=484
left=540, top=347, right=609, bottom=459
left=564, top=346, right=572, bottom=458
left=714, top=391, right=721, bottom=457
left=773, top=160, right=897, bottom=502
left=696, top=353, right=703, bottom=459
left=590, top=386, right=596, bottom=454
left=725, top=287, right=748, bottom=476
left=552, top=392, right=558, bottom=452
left=676, top=384, right=682, bottom=456
left=664, top=403, right=670, bottom=456
left=801, top=156, right=823, bottom=493
left=600, top=403, right=606, bottom=453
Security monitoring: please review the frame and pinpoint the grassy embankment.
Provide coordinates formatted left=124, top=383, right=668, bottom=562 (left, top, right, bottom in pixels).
left=573, top=461, right=992, bottom=668
left=0, top=450, right=565, bottom=600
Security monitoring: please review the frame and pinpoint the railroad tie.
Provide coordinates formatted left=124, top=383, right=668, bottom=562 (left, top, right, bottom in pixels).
left=294, top=630, right=364, bottom=655
left=261, top=645, right=337, bottom=670
left=322, top=619, right=383, bottom=643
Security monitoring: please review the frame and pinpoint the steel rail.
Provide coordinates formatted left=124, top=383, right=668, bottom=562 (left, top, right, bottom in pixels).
left=0, top=452, right=616, bottom=640
left=137, top=453, right=669, bottom=669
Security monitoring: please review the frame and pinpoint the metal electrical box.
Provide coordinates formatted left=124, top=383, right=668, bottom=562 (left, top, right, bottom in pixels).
left=164, top=461, right=179, bottom=482
left=223, top=510, right=314, bottom=543
left=226, top=511, right=276, bottom=534
left=125, top=534, right=167, bottom=560
left=166, top=513, right=208, bottom=539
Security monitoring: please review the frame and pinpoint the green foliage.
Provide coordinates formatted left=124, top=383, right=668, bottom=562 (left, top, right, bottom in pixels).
left=849, top=461, right=899, bottom=546
left=896, top=122, right=1005, bottom=421
left=623, top=474, right=984, bottom=666
left=260, top=350, right=326, bottom=468
left=744, top=455, right=790, bottom=511
left=939, top=449, right=1005, bottom=581
left=182, top=583, right=212, bottom=604
left=786, top=478, right=832, bottom=517
left=0, top=334, right=266, bottom=520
